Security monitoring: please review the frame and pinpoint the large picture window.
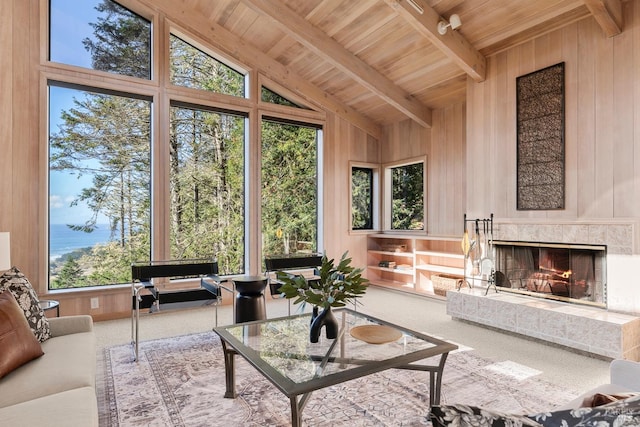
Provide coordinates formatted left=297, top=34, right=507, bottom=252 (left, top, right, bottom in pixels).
left=48, top=84, right=152, bottom=288
left=261, top=119, right=321, bottom=258
left=383, top=157, right=426, bottom=231
left=169, top=104, right=246, bottom=275
left=46, top=0, right=323, bottom=289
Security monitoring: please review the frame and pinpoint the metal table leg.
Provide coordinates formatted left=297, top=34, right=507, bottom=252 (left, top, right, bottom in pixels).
left=290, top=396, right=302, bottom=427
left=221, top=340, right=237, bottom=398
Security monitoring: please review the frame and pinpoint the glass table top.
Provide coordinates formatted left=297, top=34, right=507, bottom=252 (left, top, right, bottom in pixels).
left=214, top=308, right=457, bottom=396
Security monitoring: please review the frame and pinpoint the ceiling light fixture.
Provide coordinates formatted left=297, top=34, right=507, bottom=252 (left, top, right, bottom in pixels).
left=406, top=0, right=424, bottom=15
left=437, top=14, right=462, bottom=35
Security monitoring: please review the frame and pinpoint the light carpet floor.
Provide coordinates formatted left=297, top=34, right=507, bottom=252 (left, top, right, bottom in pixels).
left=97, top=332, right=579, bottom=427
left=94, top=287, right=611, bottom=394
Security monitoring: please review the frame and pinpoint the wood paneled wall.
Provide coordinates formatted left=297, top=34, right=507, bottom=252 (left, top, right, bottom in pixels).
left=323, top=114, right=380, bottom=271
left=381, top=103, right=467, bottom=237
left=467, top=1, right=640, bottom=228
left=1, top=0, right=42, bottom=283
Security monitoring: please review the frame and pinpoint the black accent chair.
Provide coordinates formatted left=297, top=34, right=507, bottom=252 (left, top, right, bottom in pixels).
left=264, top=253, right=322, bottom=316
left=130, top=258, right=228, bottom=361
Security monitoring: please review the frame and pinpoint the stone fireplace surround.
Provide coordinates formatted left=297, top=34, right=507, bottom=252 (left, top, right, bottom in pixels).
left=493, top=220, right=638, bottom=313
left=446, top=220, right=640, bottom=360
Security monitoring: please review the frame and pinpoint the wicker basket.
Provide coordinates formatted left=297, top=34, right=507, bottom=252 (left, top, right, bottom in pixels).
left=431, top=274, right=461, bottom=296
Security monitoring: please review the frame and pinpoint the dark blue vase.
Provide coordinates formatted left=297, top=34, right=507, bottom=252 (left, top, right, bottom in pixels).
left=309, top=306, right=338, bottom=343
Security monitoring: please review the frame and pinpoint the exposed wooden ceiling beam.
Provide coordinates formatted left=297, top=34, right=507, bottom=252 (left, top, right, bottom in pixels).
left=383, top=0, right=486, bottom=83
left=241, top=0, right=432, bottom=128
left=583, top=0, right=623, bottom=37
left=139, top=0, right=381, bottom=138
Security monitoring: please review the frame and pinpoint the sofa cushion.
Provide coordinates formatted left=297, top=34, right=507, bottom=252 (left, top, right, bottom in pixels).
left=528, top=394, right=640, bottom=426
left=0, top=291, right=44, bottom=379
left=431, top=395, right=640, bottom=427
left=0, top=267, right=51, bottom=342
left=0, top=330, right=95, bottom=408
left=430, top=404, right=542, bottom=426
left=0, top=386, right=98, bottom=427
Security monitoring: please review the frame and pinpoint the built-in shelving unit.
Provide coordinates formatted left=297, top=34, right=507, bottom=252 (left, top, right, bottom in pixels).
left=366, top=234, right=464, bottom=297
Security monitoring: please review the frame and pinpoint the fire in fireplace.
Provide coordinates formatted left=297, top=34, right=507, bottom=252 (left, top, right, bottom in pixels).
left=492, top=241, right=606, bottom=307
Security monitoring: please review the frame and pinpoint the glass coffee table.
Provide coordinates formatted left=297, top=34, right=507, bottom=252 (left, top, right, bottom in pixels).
left=213, top=308, right=457, bottom=427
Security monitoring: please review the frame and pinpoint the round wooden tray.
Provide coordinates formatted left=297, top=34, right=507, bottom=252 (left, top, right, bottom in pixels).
left=350, top=324, right=402, bottom=344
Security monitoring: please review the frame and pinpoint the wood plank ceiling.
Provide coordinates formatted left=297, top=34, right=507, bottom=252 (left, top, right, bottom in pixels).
left=177, top=0, right=623, bottom=131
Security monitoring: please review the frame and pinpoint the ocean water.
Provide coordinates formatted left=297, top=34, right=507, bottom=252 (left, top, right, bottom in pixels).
left=50, top=223, right=112, bottom=260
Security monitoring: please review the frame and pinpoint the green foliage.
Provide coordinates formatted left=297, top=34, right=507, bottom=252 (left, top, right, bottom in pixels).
left=50, top=256, right=87, bottom=289
left=276, top=252, right=368, bottom=309
left=169, top=107, right=245, bottom=274
left=83, top=0, right=151, bottom=79
left=392, top=163, right=424, bottom=230
left=351, top=167, right=372, bottom=229
left=170, top=34, right=244, bottom=97
left=261, top=87, right=304, bottom=108
left=261, top=121, right=318, bottom=257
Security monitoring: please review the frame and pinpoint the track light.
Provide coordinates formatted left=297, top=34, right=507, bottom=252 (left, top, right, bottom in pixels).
left=437, top=14, right=462, bottom=35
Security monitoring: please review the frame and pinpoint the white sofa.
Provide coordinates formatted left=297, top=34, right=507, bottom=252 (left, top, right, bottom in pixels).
left=0, top=315, right=98, bottom=426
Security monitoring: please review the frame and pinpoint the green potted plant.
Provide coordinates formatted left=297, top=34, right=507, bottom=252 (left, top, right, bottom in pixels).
left=276, top=251, right=369, bottom=342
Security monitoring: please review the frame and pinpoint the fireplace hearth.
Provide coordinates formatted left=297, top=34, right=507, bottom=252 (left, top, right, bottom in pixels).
left=492, top=240, right=606, bottom=307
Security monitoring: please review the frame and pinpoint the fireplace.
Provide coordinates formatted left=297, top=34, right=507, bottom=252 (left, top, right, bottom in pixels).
left=492, top=241, right=606, bottom=307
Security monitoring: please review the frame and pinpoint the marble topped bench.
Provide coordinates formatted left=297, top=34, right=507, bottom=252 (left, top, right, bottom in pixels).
left=446, top=288, right=640, bottom=360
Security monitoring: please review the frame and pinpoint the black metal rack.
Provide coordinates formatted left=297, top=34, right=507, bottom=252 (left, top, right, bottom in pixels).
left=460, top=213, right=496, bottom=295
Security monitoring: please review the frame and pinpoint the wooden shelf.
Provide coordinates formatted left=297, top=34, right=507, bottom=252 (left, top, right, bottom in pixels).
left=415, top=264, right=464, bottom=275
left=367, top=278, right=416, bottom=290
left=414, top=250, right=463, bottom=259
left=366, top=234, right=464, bottom=297
left=368, top=250, right=414, bottom=258
left=368, top=265, right=414, bottom=275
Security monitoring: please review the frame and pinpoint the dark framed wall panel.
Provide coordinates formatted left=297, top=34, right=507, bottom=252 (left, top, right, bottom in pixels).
left=516, top=62, right=565, bottom=210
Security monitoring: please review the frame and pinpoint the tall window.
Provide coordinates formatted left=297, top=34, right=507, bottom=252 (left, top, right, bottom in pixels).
left=169, top=104, right=246, bottom=274
left=261, top=119, right=321, bottom=257
left=49, top=84, right=151, bottom=288
left=351, top=165, right=377, bottom=230
left=49, top=0, right=151, bottom=79
left=384, top=158, right=426, bottom=231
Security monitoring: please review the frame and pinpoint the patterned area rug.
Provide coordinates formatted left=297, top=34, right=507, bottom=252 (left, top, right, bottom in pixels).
left=97, top=332, right=578, bottom=426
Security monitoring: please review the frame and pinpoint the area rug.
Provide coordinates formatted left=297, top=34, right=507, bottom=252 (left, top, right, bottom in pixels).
left=97, top=332, right=579, bottom=426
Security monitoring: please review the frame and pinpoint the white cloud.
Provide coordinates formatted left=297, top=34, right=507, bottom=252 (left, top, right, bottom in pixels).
left=50, top=195, right=64, bottom=209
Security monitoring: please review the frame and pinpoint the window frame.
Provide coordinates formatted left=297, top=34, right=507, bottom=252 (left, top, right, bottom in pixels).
left=349, top=161, right=379, bottom=232
left=43, top=0, right=326, bottom=290
left=168, top=101, right=249, bottom=275
left=259, top=115, right=324, bottom=259
left=382, top=156, right=427, bottom=233
left=46, top=80, right=154, bottom=288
